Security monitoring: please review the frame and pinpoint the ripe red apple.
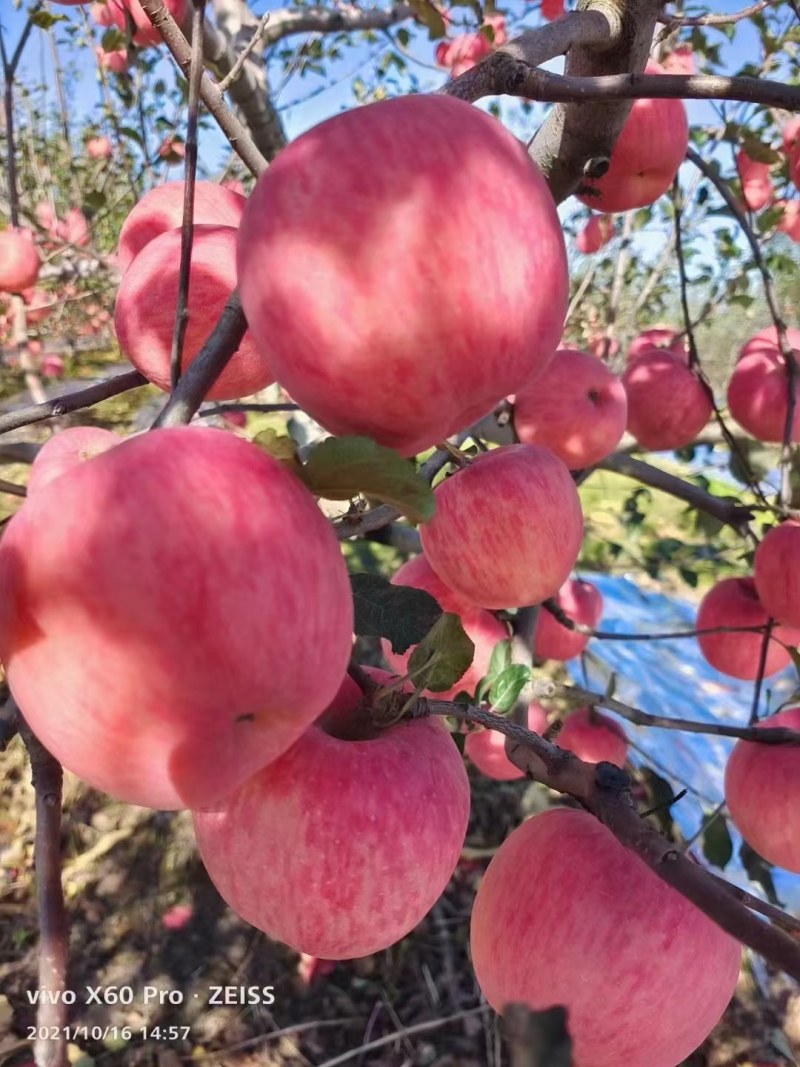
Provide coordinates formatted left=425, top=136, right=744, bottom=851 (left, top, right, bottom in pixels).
left=95, top=46, right=129, bottom=73
left=727, top=327, right=800, bottom=442
left=755, top=520, right=800, bottom=628
left=725, top=705, right=800, bottom=872
left=697, top=576, right=797, bottom=680
left=533, top=577, right=602, bottom=661
left=237, top=95, right=569, bottom=456
left=0, top=230, right=41, bottom=292
left=776, top=200, right=800, bottom=242
left=22, top=288, right=53, bottom=325
left=513, top=348, right=627, bottom=469
left=465, top=702, right=548, bottom=780
left=577, top=61, right=689, bottom=213
left=93, top=0, right=187, bottom=45
left=471, top=809, right=741, bottom=1066
left=420, top=445, right=583, bottom=609
left=662, top=45, right=696, bottom=74
left=623, top=347, right=712, bottom=450
left=385, top=552, right=478, bottom=618
left=87, top=136, right=113, bottom=160
left=27, top=427, right=120, bottom=497
left=784, top=117, right=800, bottom=190
left=556, top=707, right=628, bottom=766
left=627, top=325, right=687, bottom=364
left=158, top=137, right=186, bottom=162
left=0, top=426, right=353, bottom=809
left=193, top=667, right=470, bottom=958
left=114, top=225, right=274, bottom=399
left=737, top=150, right=773, bottom=212
left=383, top=607, right=509, bottom=700
left=58, top=208, right=90, bottom=248
left=117, top=179, right=246, bottom=272
left=575, top=214, right=614, bottom=254
left=41, top=354, right=65, bottom=379
left=541, top=0, right=565, bottom=19
left=435, top=15, right=507, bottom=76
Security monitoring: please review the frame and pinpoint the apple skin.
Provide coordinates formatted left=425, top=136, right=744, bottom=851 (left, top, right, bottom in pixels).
left=513, top=349, right=627, bottom=469
left=662, top=45, right=696, bottom=74
left=577, top=62, right=689, bottom=214
left=383, top=607, right=509, bottom=701
left=470, top=808, right=742, bottom=1067
left=193, top=668, right=470, bottom=959
left=627, top=325, right=687, bottom=364
left=0, top=230, right=41, bottom=293
left=117, top=180, right=246, bottom=272
left=465, top=703, right=548, bottom=781
left=95, top=47, right=129, bottom=73
left=420, top=444, right=584, bottom=610
left=727, top=327, right=800, bottom=443
left=27, top=427, right=120, bottom=497
left=725, top=706, right=800, bottom=873
left=114, top=225, right=274, bottom=400
left=385, top=552, right=479, bottom=618
left=237, top=94, right=569, bottom=457
left=575, top=215, right=613, bottom=255
left=777, top=200, right=800, bottom=242
left=755, top=520, right=800, bottom=629
left=623, top=347, right=712, bottom=450
left=533, top=577, right=603, bottom=661
left=556, top=707, right=628, bottom=766
left=0, top=426, right=354, bottom=810
left=697, top=576, right=798, bottom=680
left=92, top=0, right=187, bottom=46
left=87, top=136, right=113, bottom=160
left=737, top=150, right=773, bottom=212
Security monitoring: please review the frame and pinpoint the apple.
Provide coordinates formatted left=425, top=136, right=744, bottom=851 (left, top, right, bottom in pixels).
left=577, top=61, right=689, bottom=213
left=513, top=348, right=627, bottom=469
left=555, top=707, right=628, bottom=766
left=0, top=426, right=354, bottom=809
left=471, top=808, right=742, bottom=1066
left=435, top=15, right=507, bottom=76
left=575, top=215, right=614, bottom=254
left=0, top=230, right=41, bottom=292
left=727, top=326, right=800, bottom=442
left=533, top=577, right=603, bottom=661
left=754, top=520, right=800, bottom=628
left=87, top=136, right=113, bottom=160
left=421, top=445, right=583, bottom=609
left=22, top=288, right=53, bottom=325
left=158, top=137, right=186, bottom=162
left=662, top=45, right=696, bottom=74
left=623, top=347, right=712, bottom=450
left=95, top=47, right=129, bottom=73
left=117, top=179, right=246, bottom=272
left=193, top=667, right=470, bottom=959
left=784, top=117, right=800, bottom=189
left=541, top=0, right=565, bottom=19
left=34, top=202, right=57, bottom=234
left=92, top=0, right=187, bottom=46
left=237, top=94, right=569, bottom=457
left=776, top=200, right=800, bottom=242
left=114, top=225, right=274, bottom=400
left=465, top=702, right=548, bottom=780
left=627, top=325, right=687, bottom=364
left=697, top=576, right=797, bottom=680
left=384, top=607, right=508, bottom=700
left=737, top=150, right=773, bottom=212
left=41, top=354, right=65, bottom=379
left=27, top=427, right=120, bottom=497
left=58, top=208, right=90, bottom=248
left=725, top=705, right=800, bottom=872
left=386, top=553, right=480, bottom=618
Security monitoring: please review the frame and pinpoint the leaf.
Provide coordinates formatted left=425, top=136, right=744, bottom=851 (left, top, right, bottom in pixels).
left=701, top=812, right=733, bottom=869
left=740, top=133, right=782, bottom=165
left=486, top=638, right=513, bottom=683
left=740, top=842, right=783, bottom=906
left=489, top=664, right=531, bottom=714
left=300, top=436, right=434, bottom=524
left=350, top=573, right=441, bottom=654
left=679, top=567, right=698, bottom=589
left=30, top=8, right=67, bottom=27
left=251, top=429, right=301, bottom=475
left=407, top=0, right=447, bottom=38
left=83, top=190, right=106, bottom=212
left=408, top=612, right=474, bottom=692
left=639, top=767, right=679, bottom=839
left=101, top=26, right=126, bottom=51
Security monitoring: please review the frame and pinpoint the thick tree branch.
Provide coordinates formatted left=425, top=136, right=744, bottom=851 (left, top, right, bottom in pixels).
left=261, top=2, right=414, bottom=45
left=0, top=371, right=148, bottom=437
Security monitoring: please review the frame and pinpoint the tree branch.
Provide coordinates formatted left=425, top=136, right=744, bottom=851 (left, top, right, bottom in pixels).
left=0, top=370, right=148, bottom=437
left=659, top=0, right=777, bottom=26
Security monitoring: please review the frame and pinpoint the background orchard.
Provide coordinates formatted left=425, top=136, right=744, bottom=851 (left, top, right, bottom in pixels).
left=1, top=0, right=800, bottom=1065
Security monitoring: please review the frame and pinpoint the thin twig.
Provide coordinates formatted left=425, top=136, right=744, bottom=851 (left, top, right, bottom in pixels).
left=199, top=402, right=299, bottom=417
left=601, top=212, right=634, bottom=361
left=749, top=620, right=775, bottom=725
left=216, top=11, right=270, bottom=92
left=314, top=1008, right=490, bottom=1067
left=0, top=370, right=148, bottom=437
left=659, top=0, right=776, bottom=25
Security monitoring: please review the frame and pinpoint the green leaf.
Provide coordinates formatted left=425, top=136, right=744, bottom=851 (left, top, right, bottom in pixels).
left=300, top=436, right=434, bottom=524
left=740, top=133, right=782, bottom=165
left=350, top=573, right=441, bottom=654
left=83, top=190, right=107, bottom=212
left=701, top=812, right=733, bottom=869
left=678, top=567, right=698, bottom=589
left=639, top=767, right=680, bottom=839
left=489, top=664, right=531, bottom=714
left=740, top=842, right=783, bottom=906
left=407, top=0, right=447, bottom=38
left=101, top=26, right=126, bottom=51
left=30, top=9, right=67, bottom=27
left=251, top=429, right=301, bottom=475
left=408, top=612, right=474, bottom=692
left=486, top=638, right=513, bottom=683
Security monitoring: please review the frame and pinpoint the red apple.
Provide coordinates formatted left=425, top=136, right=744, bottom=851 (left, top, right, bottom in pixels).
left=776, top=200, right=800, bottom=242
left=533, top=577, right=602, bottom=661
left=27, top=427, right=120, bottom=497
left=783, top=117, right=800, bottom=189
left=58, top=208, right=90, bottom=248
left=623, top=347, right=712, bottom=450
left=662, top=45, right=696, bottom=74
left=754, top=520, right=800, bottom=628
left=386, top=553, right=480, bottom=618
left=737, top=150, right=773, bottom=212
left=0, top=230, right=41, bottom=292
left=22, top=288, right=53, bottom=325
left=158, top=136, right=186, bottom=162
left=725, top=705, right=800, bottom=872
left=575, top=214, right=614, bottom=254
left=0, top=426, right=354, bottom=809
left=465, top=702, right=548, bottom=780
left=627, top=325, right=688, bottom=364
left=95, top=0, right=187, bottom=45
left=237, top=95, right=569, bottom=457
left=697, top=576, right=797, bottom=680
left=41, top=354, right=65, bottom=379
left=117, top=179, right=246, bottom=272
left=420, top=445, right=583, bottom=609
left=471, top=808, right=742, bottom=1066
left=114, top=225, right=274, bottom=400
left=87, top=136, right=113, bottom=160
left=555, top=707, right=628, bottom=766
left=34, top=202, right=57, bottom=233
left=95, top=47, right=129, bottom=73
left=513, top=348, right=627, bottom=469
left=577, top=61, right=689, bottom=213
left=193, top=667, right=470, bottom=958
left=727, top=326, right=800, bottom=443
left=541, top=0, right=565, bottom=19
